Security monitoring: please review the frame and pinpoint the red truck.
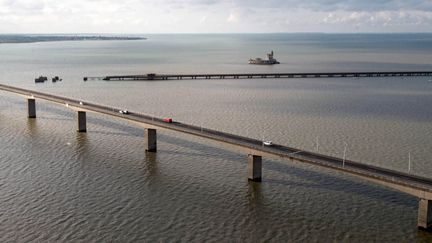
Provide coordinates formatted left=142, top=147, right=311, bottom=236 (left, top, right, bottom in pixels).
left=163, top=118, right=173, bottom=123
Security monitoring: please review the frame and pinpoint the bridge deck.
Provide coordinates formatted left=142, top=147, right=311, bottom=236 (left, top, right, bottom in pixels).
left=1, top=83, right=432, bottom=200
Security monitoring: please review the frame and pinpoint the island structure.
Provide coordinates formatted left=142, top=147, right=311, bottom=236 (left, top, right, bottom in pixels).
left=248, top=51, right=280, bottom=65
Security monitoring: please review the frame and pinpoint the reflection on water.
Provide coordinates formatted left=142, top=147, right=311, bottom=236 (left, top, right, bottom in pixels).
left=26, top=117, right=38, bottom=138
left=144, top=151, right=160, bottom=182
left=247, top=181, right=262, bottom=206
left=74, top=132, right=88, bottom=155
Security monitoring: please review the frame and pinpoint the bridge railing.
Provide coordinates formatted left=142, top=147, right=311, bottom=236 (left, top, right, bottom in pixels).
left=2, top=83, right=432, bottom=187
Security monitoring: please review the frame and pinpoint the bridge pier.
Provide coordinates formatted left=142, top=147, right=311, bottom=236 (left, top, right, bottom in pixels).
left=27, top=98, right=36, bottom=118
left=77, top=111, right=86, bottom=132
left=418, top=199, right=432, bottom=229
left=248, top=154, right=262, bottom=182
left=145, top=128, right=157, bottom=152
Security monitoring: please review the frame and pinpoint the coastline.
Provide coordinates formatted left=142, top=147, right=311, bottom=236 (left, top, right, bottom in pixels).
left=0, top=34, right=146, bottom=44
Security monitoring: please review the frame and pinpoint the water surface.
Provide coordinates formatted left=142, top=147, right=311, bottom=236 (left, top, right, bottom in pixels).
left=1, top=33, right=432, bottom=242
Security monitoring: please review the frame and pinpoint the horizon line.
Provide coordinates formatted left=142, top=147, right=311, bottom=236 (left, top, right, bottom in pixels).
left=1, top=32, right=432, bottom=35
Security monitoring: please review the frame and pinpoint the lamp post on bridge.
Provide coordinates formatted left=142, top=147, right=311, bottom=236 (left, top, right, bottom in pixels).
left=408, top=152, right=411, bottom=174
left=343, top=142, right=348, bottom=168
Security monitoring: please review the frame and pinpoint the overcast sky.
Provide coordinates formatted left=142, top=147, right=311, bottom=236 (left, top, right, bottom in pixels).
left=1, top=0, right=432, bottom=33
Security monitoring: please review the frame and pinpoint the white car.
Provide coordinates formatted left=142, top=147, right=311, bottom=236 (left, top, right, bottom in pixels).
left=119, top=110, right=129, bottom=114
left=263, top=141, right=273, bottom=146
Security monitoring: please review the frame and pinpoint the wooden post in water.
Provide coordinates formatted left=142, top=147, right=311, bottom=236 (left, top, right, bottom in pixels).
left=418, top=199, right=432, bottom=229
left=248, top=154, right=262, bottom=182
left=145, top=128, right=157, bottom=152
left=27, top=98, right=36, bottom=118
left=77, top=111, right=86, bottom=132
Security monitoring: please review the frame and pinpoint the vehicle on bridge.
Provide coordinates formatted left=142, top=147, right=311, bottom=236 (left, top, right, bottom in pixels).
left=119, top=110, right=129, bottom=114
left=263, top=141, right=273, bottom=146
left=163, top=118, right=173, bottom=123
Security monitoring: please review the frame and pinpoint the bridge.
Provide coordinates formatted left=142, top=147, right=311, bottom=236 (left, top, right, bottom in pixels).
left=83, top=71, right=432, bottom=81
left=1, top=83, right=432, bottom=230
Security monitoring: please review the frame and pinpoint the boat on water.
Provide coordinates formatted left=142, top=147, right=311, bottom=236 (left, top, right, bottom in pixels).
left=52, top=76, right=62, bottom=82
left=35, top=76, right=47, bottom=83
left=249, top=51, right=280, bottom=65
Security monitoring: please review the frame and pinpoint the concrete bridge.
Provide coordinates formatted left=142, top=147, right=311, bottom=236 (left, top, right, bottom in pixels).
left=83, top=71, right=432, bottom=81
left=1, top=83, right=432, bottom=230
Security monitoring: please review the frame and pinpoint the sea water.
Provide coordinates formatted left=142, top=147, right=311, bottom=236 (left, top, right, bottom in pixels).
left=1, top=33, right=432, bottom=241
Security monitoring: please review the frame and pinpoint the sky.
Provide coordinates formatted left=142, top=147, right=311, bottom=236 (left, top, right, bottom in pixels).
left=0, top=0, right=432, bottom=33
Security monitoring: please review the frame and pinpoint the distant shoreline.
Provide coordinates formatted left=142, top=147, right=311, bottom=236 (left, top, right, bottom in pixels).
left=0, top=35, right=146, bottom=44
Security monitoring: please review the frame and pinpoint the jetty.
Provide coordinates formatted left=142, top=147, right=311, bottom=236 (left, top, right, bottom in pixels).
left=1, top=82, right=432, bottom=230
left=84, top=71, right=432, bottom=81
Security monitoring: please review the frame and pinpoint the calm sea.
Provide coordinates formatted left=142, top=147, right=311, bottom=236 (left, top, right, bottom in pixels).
left=1, top=33, right=432, bottom=242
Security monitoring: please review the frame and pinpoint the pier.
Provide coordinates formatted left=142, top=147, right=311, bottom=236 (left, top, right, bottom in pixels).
left=1, top=83, right=432, bottom=230
left=83, top=71, right=432, bottom=81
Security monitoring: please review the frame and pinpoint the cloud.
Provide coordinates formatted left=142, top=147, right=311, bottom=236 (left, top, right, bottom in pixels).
left=321, top=10, right=432, bottom=28
left=227, top=12, right=239, bottom=23
left=229, top=0, right=432, bottom=12
left=200, top=16, right=207, bottom=24
left=0, top=0, right=431, bottom=33
left=0, top=0, right=45, bottom=14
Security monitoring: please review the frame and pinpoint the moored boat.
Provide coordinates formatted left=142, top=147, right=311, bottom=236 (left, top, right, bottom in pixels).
left=35, top=76, right=48, bottom=83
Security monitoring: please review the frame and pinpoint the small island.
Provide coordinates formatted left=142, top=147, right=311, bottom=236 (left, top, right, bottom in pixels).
left=248, top=51, right=280, bottom=65
left=0, top=34, right=146, bottom=44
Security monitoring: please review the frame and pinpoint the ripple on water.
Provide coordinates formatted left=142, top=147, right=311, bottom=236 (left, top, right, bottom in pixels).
left=1, top=80, right=432, bottom=241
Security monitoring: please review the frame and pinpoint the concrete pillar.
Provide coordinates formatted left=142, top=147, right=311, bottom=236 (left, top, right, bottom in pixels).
left=418, top=199, right=432, bottom=229
left=248, top=154, right=262, bottom=182
left=77, top=111, right=86, bottom=133
left=145, top=128, right=157, bottom=152
left=27, top=98, right=36, bottom=118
